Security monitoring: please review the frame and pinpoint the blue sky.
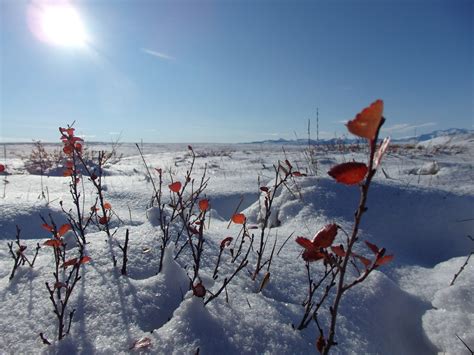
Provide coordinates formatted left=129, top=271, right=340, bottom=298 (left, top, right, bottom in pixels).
left=1, top=0, right=472, bottom=143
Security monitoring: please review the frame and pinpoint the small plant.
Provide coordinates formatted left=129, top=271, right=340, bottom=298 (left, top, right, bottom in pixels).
left=295, top=100, right=394, bottom=354
left=137, top=144, right=209, bottom=274
left=41, top=217, right=91, bottom=342
left=252, top=160, right=303, bottom=279
left=8, top=226, right=40, bottom=281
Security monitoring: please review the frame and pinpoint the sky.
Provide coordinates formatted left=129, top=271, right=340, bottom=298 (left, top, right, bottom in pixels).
left=0, top=0, right=472, bottom=143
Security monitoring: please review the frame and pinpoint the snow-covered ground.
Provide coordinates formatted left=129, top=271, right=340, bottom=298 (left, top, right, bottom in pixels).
left=0, top=134, right=473, bottom=354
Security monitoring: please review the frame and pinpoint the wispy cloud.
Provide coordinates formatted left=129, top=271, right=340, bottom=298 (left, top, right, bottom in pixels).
left=141, top=48, right=175, bottom=61
left=382, top=122, right=437, bottom=134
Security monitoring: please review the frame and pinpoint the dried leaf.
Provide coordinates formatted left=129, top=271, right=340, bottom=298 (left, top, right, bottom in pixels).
left=130, top=337, right=152, bottom=350
left=328, top=162, right=368, bottom=185
left=220, top=237, right=233, bottom=249
left=99, top=216, right=108, bottom=225
left=103, top=202, right=112, bottom=210
left=375, top=136, right=391, bottom=169
left=346, top=99, right=384, bottom=140
left=258, top=272, right=271, bottom=292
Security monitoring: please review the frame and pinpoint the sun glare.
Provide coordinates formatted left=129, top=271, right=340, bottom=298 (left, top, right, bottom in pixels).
left=28, top=2, right=89, bottom=48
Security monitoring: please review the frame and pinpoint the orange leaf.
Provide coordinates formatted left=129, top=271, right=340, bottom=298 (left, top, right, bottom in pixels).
left=79, top=256, right=92, bottom=264
left=328, top=162, right=368, bottom=185
left=43, top=239, right=62, bottom=248
left=58, top=224, right=71, bottom=237
left=199, top=199, right=209, bottom=212
left=103, top=202, right=112, bottom=210
left=232, top=213, right=246, bottom=224
left=62, top=258, right=78, bottom=268
left=356, top=255, right=372, bottom=268
left=0, top=164, right=5, bottom=173
left=376, top=254, right=394, bottom=266
left=312, top=224, right=338, bottom=248
left=41, top=223, right=53, bottom=232
left=169, top=181, right=182, bottom=193
left=346, top=100, right=384, bottom=140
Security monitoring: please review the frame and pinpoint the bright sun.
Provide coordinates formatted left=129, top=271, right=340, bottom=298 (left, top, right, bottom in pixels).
left=28, top=3, right=88, bottom=48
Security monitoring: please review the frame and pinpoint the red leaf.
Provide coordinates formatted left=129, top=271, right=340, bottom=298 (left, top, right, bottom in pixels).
left=220, top=237, right=233, bottom=249
left=65, top=161, right=74, bottom=169
left=99, top=216, right=108, bottom=225
left=295, top=236, right=314, bottom=250
left=79, top=256, right=91, bottom=264
left=199, top=199, right=209, bottom=212
left=58, top=224, right=71, bottom=237
left=331, top=245, right=346, bottom=257
left=130, top=337, right=152, bottom=350
left=0, top=164, right=5, bottom=173
left=169, top=181, right=182, bottom=193
left=103, top=202, right=112, bottom=210
left=260, top=186, right=269, bottom=193
left=346, top=100, right=384, bottom=140
left=42, top=223, right=53, bottom=232
left=376, top=254, right=394, bottom=266
left=62, top=258, right=78, bottom=268
left=43, top=239, right=62, bottom=248
left=302, top=249, right=325, bottom=262
left=63, top=168, right=73, bottom=177
left=312, top=224, right=338, bottom=248
left=296, top=237, right=326, bottom=262
left=232, top=213, right=246, bottom=224
left=328, top=162, right=368, bottom=185
left=356, top=255, right=372, bottom=268
left=192, top=282, right=206, bottom=298
left=63, top=145, right=73, bottom=155
left=365, top=241, right=380, bottom=254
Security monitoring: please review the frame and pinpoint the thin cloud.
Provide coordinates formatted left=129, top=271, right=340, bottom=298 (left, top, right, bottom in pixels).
left=141, top=48, right=175, bottom=61
left=382, top=122, right=437, bottom=134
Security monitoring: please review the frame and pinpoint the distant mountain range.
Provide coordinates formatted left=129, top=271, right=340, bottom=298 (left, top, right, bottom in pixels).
left=246, top=128, right=473, bottom=145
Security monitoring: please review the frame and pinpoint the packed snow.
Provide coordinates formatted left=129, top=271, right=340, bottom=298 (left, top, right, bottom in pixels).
left=0, top=133, right=473, bottom=354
